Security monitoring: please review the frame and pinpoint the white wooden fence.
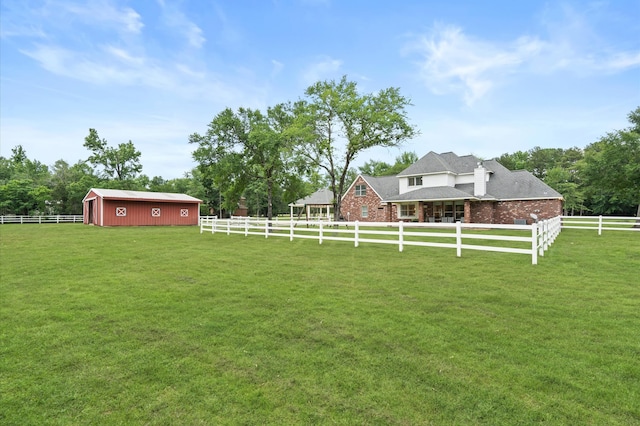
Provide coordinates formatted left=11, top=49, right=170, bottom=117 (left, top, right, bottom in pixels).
left=0, top=215, right=83, bottom=224
left=561, top=215, right=640, bottom=235
left=200, top=216, right=562, bottom=265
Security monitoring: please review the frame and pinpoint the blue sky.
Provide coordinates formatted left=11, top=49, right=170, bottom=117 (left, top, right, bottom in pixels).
left=1, top=0, right=639, bottom=179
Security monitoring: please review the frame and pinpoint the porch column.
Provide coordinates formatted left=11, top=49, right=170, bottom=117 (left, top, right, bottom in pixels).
left=464, top=200, right=471, bottom=223
left=418, top=201, right=425, bottom=222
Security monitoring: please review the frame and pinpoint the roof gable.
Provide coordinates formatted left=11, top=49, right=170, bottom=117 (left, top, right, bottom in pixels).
left=360, top=175, right=399, bottom=200
left=398, top=151, right=453, bottom=176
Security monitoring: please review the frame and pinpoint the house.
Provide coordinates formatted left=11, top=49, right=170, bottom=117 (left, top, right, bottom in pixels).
left=341, top=151, right=563, bottom=224
left=83, top=188, right=202, bottom=226
left=289, top=188, right=334, bottom=220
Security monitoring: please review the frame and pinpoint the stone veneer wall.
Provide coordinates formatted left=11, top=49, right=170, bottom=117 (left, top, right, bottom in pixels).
left=340, top=177, right=397, bottom=222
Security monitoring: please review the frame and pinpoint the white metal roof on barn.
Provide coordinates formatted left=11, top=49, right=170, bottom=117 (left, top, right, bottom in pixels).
left=84, top=188, right=202, bottom=203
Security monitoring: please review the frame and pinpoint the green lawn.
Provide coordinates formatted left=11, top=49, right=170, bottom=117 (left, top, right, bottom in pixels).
left=1, top=224, right=639, bottom=425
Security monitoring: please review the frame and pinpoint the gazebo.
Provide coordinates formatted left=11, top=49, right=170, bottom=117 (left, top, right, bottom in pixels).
left=289, top=189, right=334, bottom=221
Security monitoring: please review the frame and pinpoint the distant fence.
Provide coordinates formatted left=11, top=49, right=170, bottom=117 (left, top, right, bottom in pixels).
left=0, top=215, right=83, bottom=224
left=561, top=215, right=640, bottom=235
left=200, top=216, right=561, bottom=265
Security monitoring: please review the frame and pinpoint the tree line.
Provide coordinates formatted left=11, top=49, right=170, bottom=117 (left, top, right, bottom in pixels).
left=1, top=76, right=637, bottom=218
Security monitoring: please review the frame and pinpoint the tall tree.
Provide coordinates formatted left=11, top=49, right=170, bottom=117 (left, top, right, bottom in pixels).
left=0, top=146, right=52, bottom=215
left=190, top=104, right=302, bottom=219
left=83, top=128, right=142, bottom=185
left=293, top=76, right=417, bottom=220
left=581, top=107, right=640, bottom=217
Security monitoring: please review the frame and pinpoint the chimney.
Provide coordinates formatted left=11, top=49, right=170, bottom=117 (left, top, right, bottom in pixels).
left=474, top=162, right=486, bottom=197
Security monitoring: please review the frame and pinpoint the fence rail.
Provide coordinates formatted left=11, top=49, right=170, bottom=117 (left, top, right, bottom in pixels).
left=561, top=215, right=640, bottom=234
left=201, top=216, right=561, bottom=265
left=0, top=215, right=83, bottom=224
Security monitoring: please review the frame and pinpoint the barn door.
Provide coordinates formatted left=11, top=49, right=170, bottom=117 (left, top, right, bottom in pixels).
left=88, top=200, right=94, bottom=224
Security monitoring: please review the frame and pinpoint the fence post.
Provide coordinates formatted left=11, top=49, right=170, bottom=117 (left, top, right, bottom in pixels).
left=598, top=215, right=603, bottom=235
left=265, top=219, right=269, bottom=238
left=319, top=221, right=323, bottom=245
left=398, top=221, right=403, bottom=252
left=354, top=221, right=359, bottom=247
left=290, top=219, right=294, bottom=242
left=456, top=221, right=462, bottom=257
left=531, top=223, right=538, bottom=265
left=226, top=219, right=231, bottom=235
left=538, top=223, right=544, bottom=257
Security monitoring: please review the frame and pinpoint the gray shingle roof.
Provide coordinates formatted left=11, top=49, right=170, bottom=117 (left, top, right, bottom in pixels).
left=482, top=160, right=562, bottom=199
left=361, top=175, right=399, bottom=199
left=375, top=152, right=562, bottom=202
left=384, top=186, right=476, bottom=202
left=293, top=188, right=334, bottom=206
left=399, top=151, right=495, bottom=176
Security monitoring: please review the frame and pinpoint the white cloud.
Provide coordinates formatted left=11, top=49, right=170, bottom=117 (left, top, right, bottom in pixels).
left=404, top=24, right=544, bottom=106
left=156, top=1, right=206, bottom=49
left=271, top=59, right=284, bottom=77
left=60, top=0, right=144, bottom=35
left=302, top=56, right=343, bottom=84
left=405, top=4, right=640, bottom=106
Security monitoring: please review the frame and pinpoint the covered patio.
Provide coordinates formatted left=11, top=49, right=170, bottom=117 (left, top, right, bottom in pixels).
left=289, top=189, right=334, bottom=221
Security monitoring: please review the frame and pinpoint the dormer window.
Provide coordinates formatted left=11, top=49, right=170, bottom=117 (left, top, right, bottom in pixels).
left=408, top=176, right=423, bottom=186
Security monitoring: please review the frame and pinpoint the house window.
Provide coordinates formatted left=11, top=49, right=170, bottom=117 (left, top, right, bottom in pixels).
left=455, top=202, right=465, bottom=221
left=444, top=202, right=454, bottom=218
left=180, top=209, right=189, bottom=217
left=355, top=185, right=366, bottom=196
left=408, top=176, right=423, bottom=186
left=116, top=207, right=127, bottom=217
left=361, top=205, right=368, bottom=218
left=400, top=204, right=416, bottom=217
left=151, top=208, right=161, bottom=217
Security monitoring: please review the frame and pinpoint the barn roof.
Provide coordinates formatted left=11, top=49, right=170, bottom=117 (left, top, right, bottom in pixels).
left=84, top=188, right=202, bottom=203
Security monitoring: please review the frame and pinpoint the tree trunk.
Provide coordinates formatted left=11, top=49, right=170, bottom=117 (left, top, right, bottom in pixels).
left=634, top=204, right=640, bottom=228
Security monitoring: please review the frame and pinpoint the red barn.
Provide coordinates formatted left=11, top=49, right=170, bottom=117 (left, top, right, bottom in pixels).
left=83, top=188, right=202, bottom=226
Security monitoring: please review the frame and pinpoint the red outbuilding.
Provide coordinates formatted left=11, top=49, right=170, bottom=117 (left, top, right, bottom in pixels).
left=83, top=188, right=202, bottom=226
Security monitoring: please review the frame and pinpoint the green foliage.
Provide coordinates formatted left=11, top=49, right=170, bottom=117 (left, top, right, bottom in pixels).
left=83, top=128, right=142, bottom=183
left=294, top=76, right=417, bottom=219
left=1, top=226, right=639, bottom=424
left=581, top=112, right=640, bottom=215
left=0, top=146, right=54, bottom=215
left=190, top=105, right=304, bottom=219
left=358, top=151, right=419, bottom=176
left=0, top=179, right=51, bottom=215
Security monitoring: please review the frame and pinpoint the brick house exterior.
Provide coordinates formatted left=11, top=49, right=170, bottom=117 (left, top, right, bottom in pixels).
left=341, top=152, right=563, bottom=225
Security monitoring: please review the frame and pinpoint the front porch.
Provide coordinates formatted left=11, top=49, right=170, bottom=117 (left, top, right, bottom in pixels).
left=393, top=200, right=471, bottom=223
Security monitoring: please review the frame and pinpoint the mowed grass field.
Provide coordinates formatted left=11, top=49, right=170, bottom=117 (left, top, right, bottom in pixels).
left=1, top=224, right=638, bottom=425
